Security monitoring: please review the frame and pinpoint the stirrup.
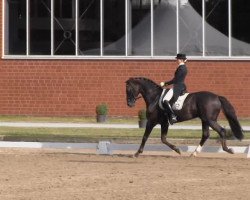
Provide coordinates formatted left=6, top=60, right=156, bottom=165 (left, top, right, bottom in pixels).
left=169, top=115, right=177, bottom=125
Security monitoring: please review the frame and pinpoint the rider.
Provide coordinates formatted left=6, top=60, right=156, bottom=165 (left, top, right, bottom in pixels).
left=160, top=53, right=188, bottom=125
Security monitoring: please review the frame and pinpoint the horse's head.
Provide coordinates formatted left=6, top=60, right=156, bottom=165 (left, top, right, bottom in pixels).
left=126, top=77, right=162, bottom=108
left=126, top=78, right=141, bottom=107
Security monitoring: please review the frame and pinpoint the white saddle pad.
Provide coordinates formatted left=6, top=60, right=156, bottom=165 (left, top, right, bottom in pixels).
left=159, top=89, right=189, bottom=110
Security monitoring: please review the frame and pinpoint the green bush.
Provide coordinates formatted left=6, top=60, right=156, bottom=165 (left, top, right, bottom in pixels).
left=138, top=109, right=147, bottom=120
left=96, top=103, right=108, bottom=115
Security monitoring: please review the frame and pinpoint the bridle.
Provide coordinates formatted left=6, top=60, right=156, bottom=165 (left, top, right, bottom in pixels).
left=126, top=82, right=142, bottom=105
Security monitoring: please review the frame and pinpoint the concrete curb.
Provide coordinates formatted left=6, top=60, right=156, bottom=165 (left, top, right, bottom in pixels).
left=0, top=141, right=249, bottom=158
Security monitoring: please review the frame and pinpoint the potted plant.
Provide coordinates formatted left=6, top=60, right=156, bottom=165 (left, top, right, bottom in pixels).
left=96, top=103, right=108, bottom=123
left=138, top=108, right=147, bottom=128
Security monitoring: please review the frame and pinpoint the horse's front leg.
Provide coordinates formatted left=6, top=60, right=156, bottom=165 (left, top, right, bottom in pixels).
left=161, top=123, right=181, bottom=155
left=134, top=121, right=155, bottom=157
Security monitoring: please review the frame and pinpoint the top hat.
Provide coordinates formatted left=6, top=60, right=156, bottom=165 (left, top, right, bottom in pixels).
left=176, top=53, right=187, bottom=60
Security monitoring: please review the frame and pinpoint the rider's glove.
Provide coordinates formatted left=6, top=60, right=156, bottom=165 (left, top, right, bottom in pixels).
left=160, top=82, right=165, bottom=87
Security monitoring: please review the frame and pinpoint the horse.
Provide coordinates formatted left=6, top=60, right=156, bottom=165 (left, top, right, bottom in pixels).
left=126, top=77, right=244, bottom=157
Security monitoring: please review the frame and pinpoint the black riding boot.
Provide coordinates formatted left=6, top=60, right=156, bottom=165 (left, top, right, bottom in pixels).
left=163, top=100, right=177, bottom=125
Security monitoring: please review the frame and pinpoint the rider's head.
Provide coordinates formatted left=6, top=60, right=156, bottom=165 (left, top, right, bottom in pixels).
left=176, top=53, right=187, bottom=64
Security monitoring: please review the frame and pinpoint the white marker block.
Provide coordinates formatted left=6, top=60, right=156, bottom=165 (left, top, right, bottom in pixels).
left=247, top=145, right=250, bottom=158
left=97, top=141, right=112, bottom=155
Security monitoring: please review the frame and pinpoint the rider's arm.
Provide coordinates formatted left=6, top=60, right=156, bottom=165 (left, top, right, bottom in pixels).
left=160, top=78, right=174, bottom=87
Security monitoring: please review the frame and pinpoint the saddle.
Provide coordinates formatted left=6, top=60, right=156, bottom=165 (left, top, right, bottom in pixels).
left=159, top=89, right=189, bottom=110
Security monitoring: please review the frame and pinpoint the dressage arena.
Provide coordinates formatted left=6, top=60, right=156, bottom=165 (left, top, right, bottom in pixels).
left=0, top=148, right=249, bottom=200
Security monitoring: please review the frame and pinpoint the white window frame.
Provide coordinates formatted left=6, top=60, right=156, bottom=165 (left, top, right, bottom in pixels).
left=2, top=0, right=250, bottom=60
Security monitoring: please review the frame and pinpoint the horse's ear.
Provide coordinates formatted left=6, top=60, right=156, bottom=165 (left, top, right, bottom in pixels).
left=125, top=79, right=131, bottom=83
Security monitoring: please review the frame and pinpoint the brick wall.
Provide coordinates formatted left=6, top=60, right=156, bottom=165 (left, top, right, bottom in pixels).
left=0, top=2, right=249, bottom=118
left=0, top=59, right=249, bottom=117
left=0, top=1, right=2, bottom=55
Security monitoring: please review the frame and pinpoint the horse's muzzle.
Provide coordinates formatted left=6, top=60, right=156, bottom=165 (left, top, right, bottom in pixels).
left=127, top=101, right=135, bottom=107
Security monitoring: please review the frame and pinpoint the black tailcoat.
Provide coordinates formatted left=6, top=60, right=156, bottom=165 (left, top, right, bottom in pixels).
left=165, top=64, right=188, bottom=104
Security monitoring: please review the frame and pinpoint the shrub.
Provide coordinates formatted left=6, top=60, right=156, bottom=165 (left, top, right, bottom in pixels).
left=96, top=103, right=108, bottom=115
left=138, top=109, right=147, bottom=120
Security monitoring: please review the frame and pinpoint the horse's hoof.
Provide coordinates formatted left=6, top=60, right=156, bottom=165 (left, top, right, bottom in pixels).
left=133, top=153, right=140, bottom=158
left=175, top=148, right=181, bottom=155
left=228, top=148, right=234, bottom=154
left=190, top=152, right=197, bottom=157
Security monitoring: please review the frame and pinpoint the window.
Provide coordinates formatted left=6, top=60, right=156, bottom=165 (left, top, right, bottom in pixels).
left=128, top=0, right=151, bottom=55
left=231, top=0, right=250, bottom=56
left=3, top=0, right=250, bottom=58
left=79, top=0, right=100, bottom=55
left=154, top=0, right=177, bottom=56
left=103, top=0, right=125, bottom=55
left=179, top=0, right=202, bottom=56
left=30, top=0, right=51, bottom=55
left=204, top=0, right=229, bottom=56
left=7, top=0, right=26, bottom=55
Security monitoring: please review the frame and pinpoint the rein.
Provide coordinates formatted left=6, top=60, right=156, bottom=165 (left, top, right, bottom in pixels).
left=135, top=95, right=142, bottom=100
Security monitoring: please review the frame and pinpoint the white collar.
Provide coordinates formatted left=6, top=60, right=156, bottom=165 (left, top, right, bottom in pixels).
left=179, top=62, right=185, bottom=66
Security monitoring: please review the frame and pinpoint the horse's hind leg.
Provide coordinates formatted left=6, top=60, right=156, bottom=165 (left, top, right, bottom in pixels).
left=161, top=123, right=181, bottom=155
left=191, top=121, right=210, bottom=157
left=208, top=120, right=234, bottom=154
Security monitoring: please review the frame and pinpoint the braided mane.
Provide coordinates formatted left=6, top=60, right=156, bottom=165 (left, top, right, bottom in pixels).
left=129, top=77, right=162, bottom=90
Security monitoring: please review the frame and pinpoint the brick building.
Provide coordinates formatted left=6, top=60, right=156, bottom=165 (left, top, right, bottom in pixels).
left=1, top=0, right=250, bottom=117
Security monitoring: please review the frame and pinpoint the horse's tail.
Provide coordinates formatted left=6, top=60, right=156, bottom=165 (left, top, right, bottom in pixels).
left=219, top=96, right=244, bottom=140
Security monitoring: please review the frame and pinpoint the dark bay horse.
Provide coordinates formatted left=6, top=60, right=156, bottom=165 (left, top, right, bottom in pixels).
left=126, top=77, right=244, bottom=157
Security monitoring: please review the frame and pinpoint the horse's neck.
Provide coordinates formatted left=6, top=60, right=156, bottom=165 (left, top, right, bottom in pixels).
left=139, top=82, right=162, bottom=107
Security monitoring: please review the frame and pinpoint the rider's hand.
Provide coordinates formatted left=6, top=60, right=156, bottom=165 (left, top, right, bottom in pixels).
left=160, top=82, right=165, bottom=87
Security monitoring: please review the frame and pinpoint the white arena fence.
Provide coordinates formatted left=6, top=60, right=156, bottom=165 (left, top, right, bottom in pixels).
left=0, top=141, right=249, bottom=158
